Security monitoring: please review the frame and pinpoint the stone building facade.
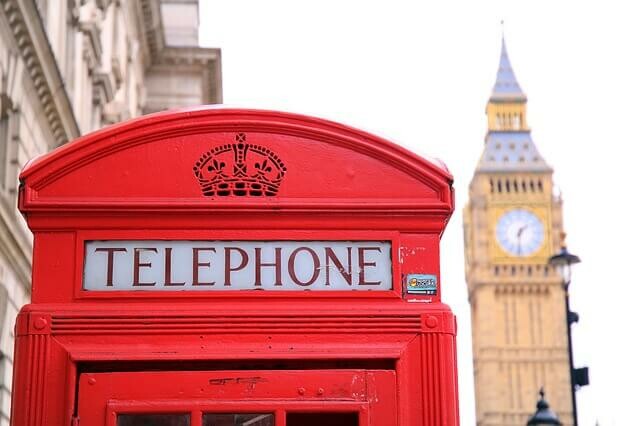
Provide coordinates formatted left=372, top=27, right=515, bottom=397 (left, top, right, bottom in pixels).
left=463, top=39, right=573, bottom=425
left=0, top=1, right=221, bottom=422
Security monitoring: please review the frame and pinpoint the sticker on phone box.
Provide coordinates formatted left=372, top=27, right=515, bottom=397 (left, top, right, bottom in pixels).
left=406, top=274, right=438, bottom=295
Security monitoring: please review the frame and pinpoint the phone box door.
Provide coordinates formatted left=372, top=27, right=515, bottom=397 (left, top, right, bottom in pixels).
left=77, top=369, right=397, bottom=426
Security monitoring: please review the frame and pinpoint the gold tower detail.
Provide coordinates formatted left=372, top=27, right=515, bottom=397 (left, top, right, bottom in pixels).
left=463, top=39, right=574, bottom=426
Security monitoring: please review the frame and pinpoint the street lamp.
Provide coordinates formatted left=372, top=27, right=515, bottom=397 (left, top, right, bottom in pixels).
left=548, top=234, right=588, bottom=426
left=527, top=388, right=562, bottom=425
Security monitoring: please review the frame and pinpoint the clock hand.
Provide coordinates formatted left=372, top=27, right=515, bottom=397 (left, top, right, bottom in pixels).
left=516, top=224, right=527, bottom=255
left=517, top=224, right=528, bottom=238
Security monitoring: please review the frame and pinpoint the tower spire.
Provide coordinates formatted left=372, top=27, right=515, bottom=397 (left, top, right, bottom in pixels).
left=491, top=34, right=526, bottom=101
left=477, top=35, right=551, bottom=172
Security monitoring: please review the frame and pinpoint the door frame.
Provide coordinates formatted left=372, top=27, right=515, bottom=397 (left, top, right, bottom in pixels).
left=14, top=306, right=459, bottom=426
left=78, top=369, right=394, bottom=426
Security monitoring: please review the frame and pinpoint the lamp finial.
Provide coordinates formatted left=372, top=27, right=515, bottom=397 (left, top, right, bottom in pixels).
left=559, top=232, right=567, bottom=249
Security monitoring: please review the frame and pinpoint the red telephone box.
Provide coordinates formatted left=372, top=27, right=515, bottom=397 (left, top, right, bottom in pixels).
left=12, top=108, right=458, bottom=426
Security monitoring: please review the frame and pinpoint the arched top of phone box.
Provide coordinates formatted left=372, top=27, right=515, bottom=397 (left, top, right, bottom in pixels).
left=19, top=107, right=453, bottom=219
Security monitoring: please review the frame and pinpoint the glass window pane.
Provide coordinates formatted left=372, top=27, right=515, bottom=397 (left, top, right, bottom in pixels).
left=286, top=412, right=358, bottom=426
left=117, top=414, right=190, bottom=426
left=203, top=413, right=274, bottom=426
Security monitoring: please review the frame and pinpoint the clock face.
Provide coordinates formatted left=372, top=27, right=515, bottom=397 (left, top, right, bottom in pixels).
left=495, top=209, right=544, bottom=257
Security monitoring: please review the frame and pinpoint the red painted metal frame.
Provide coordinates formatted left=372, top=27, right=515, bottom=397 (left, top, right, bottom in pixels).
left=78, top=369, right=393, bottom=426
left=103, top=402, right=369, bottom=426
left=11, top=108, right=459, bottom=426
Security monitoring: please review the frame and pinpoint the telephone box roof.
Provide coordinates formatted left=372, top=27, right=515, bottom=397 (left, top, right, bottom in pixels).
left=19, top=107, right=453, bottom=216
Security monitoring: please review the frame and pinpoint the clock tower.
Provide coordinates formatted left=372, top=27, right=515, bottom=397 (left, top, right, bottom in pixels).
left=463, top=39, right=574, bottom=425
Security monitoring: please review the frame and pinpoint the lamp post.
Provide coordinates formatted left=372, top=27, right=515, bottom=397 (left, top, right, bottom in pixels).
left=548, top=234, right=588, bottom=426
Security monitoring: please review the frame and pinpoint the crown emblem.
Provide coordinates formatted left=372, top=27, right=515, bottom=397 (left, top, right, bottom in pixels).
left=193, top=133, right=287, bottom=197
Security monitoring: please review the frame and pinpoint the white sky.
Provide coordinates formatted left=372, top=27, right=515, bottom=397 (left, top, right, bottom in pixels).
left=199, top=1, right=640, bottom=424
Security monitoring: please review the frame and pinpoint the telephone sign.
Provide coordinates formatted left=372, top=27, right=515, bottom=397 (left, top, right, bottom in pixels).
left=84, top=240, right=392, bottom=291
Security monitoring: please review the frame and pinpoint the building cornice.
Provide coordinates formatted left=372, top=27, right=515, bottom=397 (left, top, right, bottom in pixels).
left=92, top=72, right=115, bottom=106
left=78, top=3, right=103, bottom=69
left=135, top=0, right=222, bottom=103
left=159, top=46, right=221, bottom=64
left=136, top=0, right=223, bottom=104
left=2, top=0, right=80, bottom=146
left=137, top=0, right=165, bottom=66
left=156, top=46, right=222, bottom=103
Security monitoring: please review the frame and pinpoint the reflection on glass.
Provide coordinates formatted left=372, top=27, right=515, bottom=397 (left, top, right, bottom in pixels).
left=203, top=413, right=274, bottom=426
left=117, top=414, right=190, bottom=426
left=286, top=412, right=359, bottom=426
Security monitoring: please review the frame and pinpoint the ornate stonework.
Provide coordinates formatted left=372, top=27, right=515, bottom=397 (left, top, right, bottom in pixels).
left=0, top=1, right=221, bottom=423
left=2, top=0, right=79, bottom=145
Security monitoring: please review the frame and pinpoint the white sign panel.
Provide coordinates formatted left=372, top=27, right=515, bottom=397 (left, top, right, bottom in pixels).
left=84, top=241, right=392, bottom=291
